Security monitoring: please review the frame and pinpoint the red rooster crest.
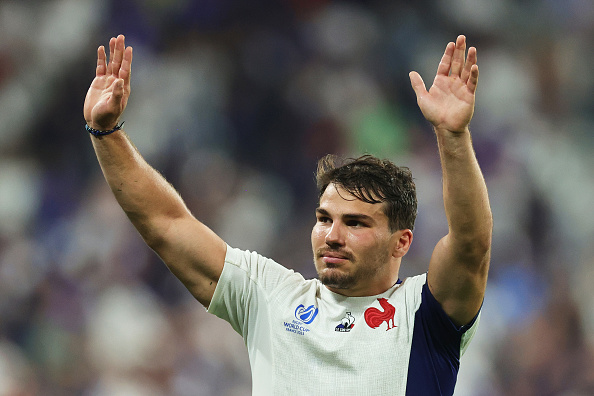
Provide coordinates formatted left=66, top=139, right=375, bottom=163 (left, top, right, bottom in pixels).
left=364, top=298, right=396, bottom=331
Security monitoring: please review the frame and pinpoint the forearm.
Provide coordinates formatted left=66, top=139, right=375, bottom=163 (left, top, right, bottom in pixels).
left=91, top=130, right=190, bottom=246
left=436, top=127, right=492, bottom=254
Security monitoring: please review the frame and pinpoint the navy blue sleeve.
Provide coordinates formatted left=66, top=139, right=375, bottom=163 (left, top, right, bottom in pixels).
left=405, top=282, right=479, bottom=396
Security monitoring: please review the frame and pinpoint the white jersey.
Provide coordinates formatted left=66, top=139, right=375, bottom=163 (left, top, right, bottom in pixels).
left=208, top=246, right=480, bottom=395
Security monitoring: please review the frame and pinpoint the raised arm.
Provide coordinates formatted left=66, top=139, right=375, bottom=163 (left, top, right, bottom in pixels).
left=409, top=35, right=492, bottom=326
left=83, top=35, right=226, bottom=307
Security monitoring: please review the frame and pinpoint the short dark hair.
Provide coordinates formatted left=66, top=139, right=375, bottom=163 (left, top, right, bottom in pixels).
left=316, top=154, right=417, bottom=232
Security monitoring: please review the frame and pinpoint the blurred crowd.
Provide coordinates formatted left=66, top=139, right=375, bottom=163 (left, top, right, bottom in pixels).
left=1, top=0, right=593, bottom=395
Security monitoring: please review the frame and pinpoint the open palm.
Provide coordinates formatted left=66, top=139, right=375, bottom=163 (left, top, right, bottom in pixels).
left=84, top=35, right=133, bottom=131
left=410, top=35, right=478, bottom=133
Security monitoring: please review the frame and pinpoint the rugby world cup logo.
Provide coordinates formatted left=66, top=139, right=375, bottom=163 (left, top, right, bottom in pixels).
left=294, top=304, right=319, bottom=324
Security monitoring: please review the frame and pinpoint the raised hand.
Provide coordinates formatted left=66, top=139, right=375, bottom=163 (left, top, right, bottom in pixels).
left=84, top=35, right=133, bottom=131
left=409, top=35, right=478, bottom=133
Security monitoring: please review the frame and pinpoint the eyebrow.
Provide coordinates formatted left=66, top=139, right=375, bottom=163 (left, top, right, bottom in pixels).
left=315, top=208, right=375, bottom=223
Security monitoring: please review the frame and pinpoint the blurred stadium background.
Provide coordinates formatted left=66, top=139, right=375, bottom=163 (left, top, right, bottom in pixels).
left=0, top=0, right=593, bottom=394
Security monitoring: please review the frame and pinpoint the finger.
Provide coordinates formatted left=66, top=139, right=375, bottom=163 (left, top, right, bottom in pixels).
left=111, top=35, right=125, bottom=78
left=108, top=37, right=116, bottom=75
left=467, top=64, right=479, bottom=94
left=436, top=42, right=455, bottom=77
left=119, top=46, right=133, bottom=90
left=409, top=71, right=428, bottom=100
left=96, top=46, right=107, bottom=76
left=110, top=78, right=125, bottom=107
left=461, top=46, right=477, bottom=83
left=450, top=35, right=466, bottom=77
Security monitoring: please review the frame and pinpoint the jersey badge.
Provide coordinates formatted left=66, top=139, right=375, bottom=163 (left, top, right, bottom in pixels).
left=364, top=298, right=397, bottom=331
left=294, top=304, right=319, bottom=324
left=284, top=304, right=319, bottom=336
left=335, top=311, right=355, bottom=332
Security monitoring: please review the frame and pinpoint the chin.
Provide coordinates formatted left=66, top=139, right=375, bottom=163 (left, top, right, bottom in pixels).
left=318, top=268, right=356, bottom=290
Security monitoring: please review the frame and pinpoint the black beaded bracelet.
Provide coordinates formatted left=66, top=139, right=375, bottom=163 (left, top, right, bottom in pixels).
left=85, top=121, right=125, bottom=137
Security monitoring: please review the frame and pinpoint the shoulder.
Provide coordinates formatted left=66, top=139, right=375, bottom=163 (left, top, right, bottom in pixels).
left=220, top=245, right=310, bottom=295
left=398, top=273, right=428, bottom=300
left=401, top=273, right=427, bottom=289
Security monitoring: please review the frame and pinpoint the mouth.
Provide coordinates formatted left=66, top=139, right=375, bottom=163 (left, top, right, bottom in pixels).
left=318, top=250, right=353, bottom=266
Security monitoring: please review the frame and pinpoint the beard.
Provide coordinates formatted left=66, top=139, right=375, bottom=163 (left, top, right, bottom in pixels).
left=318, top=267, right=358, bottom=290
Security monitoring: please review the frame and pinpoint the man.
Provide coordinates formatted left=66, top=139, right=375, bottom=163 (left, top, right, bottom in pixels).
left=84, top=34, right=492, bottom=395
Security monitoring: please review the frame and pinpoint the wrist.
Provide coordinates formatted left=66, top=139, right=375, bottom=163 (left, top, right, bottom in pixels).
left=86, top=117, right=120, bottom=131
left=86, top=121, right=124, bottom=137
left=433, top=125, right=470, bottom=136
left=435, top=127, right=474, bottom=157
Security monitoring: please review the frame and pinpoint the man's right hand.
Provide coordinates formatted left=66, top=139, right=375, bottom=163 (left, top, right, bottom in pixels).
left=84, top=35, right=133, bottom=131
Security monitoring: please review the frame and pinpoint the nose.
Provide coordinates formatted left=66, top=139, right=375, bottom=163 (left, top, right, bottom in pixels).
left=325, top=222, right=345, bottom=247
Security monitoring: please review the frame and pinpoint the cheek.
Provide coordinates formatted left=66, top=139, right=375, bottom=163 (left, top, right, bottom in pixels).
left=311, top=225, right=324, bottom=245
left=352, top=232, right=389, bottom=256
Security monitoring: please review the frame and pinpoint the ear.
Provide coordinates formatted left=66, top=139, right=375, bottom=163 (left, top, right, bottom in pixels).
left=392, top=229, right=413, bottom=258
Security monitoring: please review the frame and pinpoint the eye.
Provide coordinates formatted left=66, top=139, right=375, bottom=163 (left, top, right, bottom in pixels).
left=346, top=220, right=367, bottom=228
left=317, top=215, right=331, bottom=224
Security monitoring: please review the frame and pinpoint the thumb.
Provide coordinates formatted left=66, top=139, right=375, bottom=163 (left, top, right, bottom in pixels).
left=409, top=71, right=427, bottom=100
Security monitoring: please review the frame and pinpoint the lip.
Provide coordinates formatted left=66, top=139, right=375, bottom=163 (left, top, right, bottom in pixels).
left=321, top=252, right=350, bottom=265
